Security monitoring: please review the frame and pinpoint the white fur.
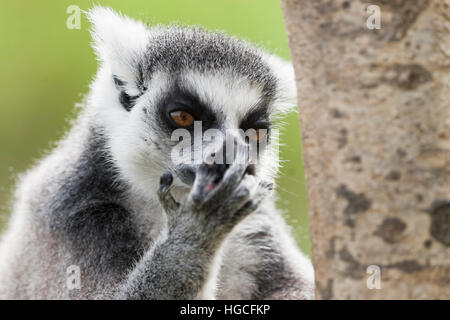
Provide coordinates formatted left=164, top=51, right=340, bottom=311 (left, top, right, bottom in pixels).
left=263, top=54, right=298, bottom=115
left=87, top=6, right=150, bottom=96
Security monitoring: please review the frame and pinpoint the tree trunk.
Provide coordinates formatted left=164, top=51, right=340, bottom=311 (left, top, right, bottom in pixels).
left=282, top=0, right=450, bottom=299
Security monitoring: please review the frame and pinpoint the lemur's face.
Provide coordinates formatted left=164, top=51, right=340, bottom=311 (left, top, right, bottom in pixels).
left=133, top=70, right=274, bottom=188
left=88, top=8, right=296, bottom=195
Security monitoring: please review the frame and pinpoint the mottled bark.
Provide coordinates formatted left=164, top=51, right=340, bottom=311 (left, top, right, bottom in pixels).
left=282, top=0, right=450, bottom=299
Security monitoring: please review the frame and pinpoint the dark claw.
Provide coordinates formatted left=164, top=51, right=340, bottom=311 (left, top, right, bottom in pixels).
left=160, top=172, right=173, bottom=188
left=245, top=164, right=256, bottom=176
left=191, top=191, right=203, bottom=205
left=158, top=172, right=179, bottom=214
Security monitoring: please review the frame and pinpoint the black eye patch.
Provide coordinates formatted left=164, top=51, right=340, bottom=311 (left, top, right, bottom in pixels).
left=161, top=86, right=217, bottom=131
left=240, top=105, right=271, bottom=131
left=113, top=76, right=142, bottom=112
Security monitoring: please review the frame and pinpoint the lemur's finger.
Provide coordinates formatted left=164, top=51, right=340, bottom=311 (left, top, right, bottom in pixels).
left=189, top=163, right=218, bottom=208
left=219, top=180, right=252, bottom=214
left=157, top=172, right=179, bottom=212
left=229, top=179, right=273, bottom=220
left=258, top=180, right=274, bottom=195
left=233, top=197, right=263, bottom=221
left=203, top=162, right=248, bottom=208
left=234, top=200, right=260, bottom=219
left=254, top=180, right=274, bottom=202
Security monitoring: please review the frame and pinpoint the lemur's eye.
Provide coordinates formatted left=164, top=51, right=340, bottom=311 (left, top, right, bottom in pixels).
left=247, top=128, right=267, bottom=142
left=169, top=111, right=195, bottom=127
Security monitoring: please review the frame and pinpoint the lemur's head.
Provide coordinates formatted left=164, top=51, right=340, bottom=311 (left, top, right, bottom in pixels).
left=87, top=7, right=297, bottom=196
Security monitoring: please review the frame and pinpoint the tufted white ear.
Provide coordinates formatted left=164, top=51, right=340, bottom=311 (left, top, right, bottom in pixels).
left=264, top=54, right=298, bottom=115
left=86, top=6, right=150, bottom=94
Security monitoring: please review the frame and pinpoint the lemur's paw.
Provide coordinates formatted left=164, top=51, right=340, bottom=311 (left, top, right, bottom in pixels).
left=189, top=162, right=272, bottom=233
left=157, top=163, right=272, bottom=238
left=189, top=162, right=247, bottom=210
left=157, top=172, right=179, bottom=213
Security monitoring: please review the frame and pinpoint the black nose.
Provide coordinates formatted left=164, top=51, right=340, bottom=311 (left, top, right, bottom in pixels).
left=203, top=136, right=255, bottom=180
left=204, top=162, right=255, bottom=183
left=210, top=163, right=229, bottom=178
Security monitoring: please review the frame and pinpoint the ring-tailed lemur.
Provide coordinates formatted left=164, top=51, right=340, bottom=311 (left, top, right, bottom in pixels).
left=0, top=7, right=314, bottom=299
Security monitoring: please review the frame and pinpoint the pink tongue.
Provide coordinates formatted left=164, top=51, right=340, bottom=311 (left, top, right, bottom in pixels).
left=206, top=182, right=217, bottom=192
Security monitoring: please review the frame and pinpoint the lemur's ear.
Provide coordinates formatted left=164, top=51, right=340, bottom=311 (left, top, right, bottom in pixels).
left=264, top=54, right=298, bottom=115
left=87, top=7, right=149, bottom=96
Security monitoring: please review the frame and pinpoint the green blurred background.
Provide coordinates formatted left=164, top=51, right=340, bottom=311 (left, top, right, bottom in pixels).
left=0, top=1, right=310, bottom=255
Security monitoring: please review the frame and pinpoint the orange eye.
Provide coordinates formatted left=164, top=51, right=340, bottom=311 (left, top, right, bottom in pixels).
left=170, top=111, right=195, bottom=127
left=247, top=129, right=267, bottom=142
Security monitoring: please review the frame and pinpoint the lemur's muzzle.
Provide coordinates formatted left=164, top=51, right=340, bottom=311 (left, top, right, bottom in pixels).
left=174, top=134, right=255, bottom=187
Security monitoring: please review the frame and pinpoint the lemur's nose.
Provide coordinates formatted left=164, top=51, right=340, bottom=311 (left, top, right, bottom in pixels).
left=206, top=138, right=254, bottom=178
left=206, top=145, right=229, bottom=178
left=211, top=163, right=229, bottom=178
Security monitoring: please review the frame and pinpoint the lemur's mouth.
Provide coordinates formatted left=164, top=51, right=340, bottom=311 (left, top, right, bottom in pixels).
left=206, top=182, right=217, bottom=192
